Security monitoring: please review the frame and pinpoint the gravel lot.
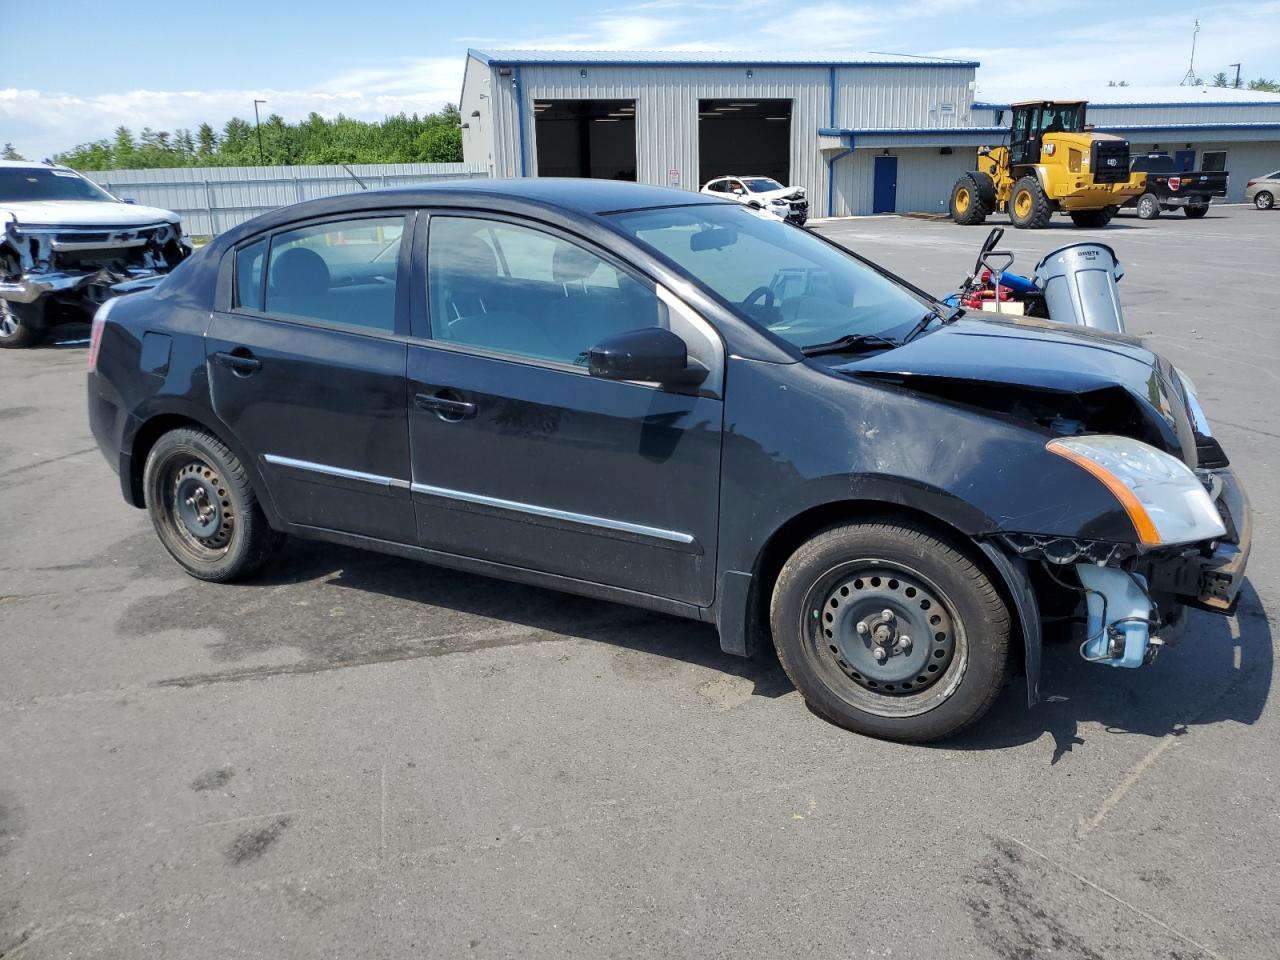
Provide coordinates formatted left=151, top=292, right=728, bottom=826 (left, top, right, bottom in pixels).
left=2, top=204, right=1276, bottom=959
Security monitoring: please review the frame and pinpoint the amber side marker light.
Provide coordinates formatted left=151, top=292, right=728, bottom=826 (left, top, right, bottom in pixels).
left=1046, top=440, right=1162, bottom=546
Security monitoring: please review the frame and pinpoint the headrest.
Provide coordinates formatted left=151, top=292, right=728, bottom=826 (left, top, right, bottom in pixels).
left=552, top=243, right=600, bottom=284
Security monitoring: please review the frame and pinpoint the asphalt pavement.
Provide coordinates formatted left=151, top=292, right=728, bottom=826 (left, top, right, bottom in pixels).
left=1, top=203, right=1277, bottom=959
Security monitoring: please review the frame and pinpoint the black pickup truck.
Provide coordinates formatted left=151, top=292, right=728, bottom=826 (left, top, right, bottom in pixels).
left=1125, top=153, right=1229, bottom=219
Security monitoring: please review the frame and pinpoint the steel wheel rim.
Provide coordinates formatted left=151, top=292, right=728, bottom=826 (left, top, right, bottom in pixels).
left=1140, top=196, right=1156, bottom=216
left=955, top=187, right=970, bottom=214
left=160, top=456, right=235, bottom=558
left=1014, top=191, right=1032, bottom=218
left=800, top=558, right=968, bottom=718
left=0, top=301, right=18, bottom=339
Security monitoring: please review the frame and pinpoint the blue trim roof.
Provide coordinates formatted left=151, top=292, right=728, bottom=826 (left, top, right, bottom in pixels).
left=819, top=126, right=1005, bottom=137
left=1095, top=122, right=1280, bottom=132
left=975, top=100, right=1280, bottom=110
left=469, top=48, right=979, bottom=69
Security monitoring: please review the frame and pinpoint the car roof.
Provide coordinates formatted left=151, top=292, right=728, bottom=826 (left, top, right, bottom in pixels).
left=0, top=160, right=74, bottom=172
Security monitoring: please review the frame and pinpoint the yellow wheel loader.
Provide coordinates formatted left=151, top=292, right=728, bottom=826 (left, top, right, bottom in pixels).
left=949, top=101, right=1147, bottom=229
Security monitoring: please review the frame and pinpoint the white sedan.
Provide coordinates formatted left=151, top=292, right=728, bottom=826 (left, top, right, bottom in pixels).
left=701, top=176, right=809, bottom=225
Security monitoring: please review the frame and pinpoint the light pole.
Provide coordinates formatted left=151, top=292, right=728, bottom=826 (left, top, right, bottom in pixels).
left=252, top=99, right=266, bottom=165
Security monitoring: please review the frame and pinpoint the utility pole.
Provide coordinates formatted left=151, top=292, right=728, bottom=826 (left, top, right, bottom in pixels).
left=1180, top=20, right=1201, bottom=85
left=253, top=99, right=267, bottom=165
left=1229, top=63, right=1242, bottom=88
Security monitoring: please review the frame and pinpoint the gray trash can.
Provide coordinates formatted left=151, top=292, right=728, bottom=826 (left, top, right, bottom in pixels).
left=1033, top=243, right=1126, bottom=333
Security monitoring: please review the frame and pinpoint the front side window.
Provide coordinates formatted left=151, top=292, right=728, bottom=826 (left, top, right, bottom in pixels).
left=611, top=203, right=930, bottom=350
left=262, top=216, right=404, bottom=331
left=427, top=216, right=661, bottom=365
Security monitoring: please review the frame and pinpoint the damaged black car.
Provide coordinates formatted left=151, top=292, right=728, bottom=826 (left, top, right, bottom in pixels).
left=86, top=179, right=1250, bottom=741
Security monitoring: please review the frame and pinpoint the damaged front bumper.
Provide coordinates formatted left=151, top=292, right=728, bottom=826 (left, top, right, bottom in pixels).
left=1002, top=465, right=1250, bottom=676
left=0, top=265, right=168, bottom=305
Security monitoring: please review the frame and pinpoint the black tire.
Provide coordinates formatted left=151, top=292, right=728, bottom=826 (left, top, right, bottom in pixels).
left=1007, top=176, right=1051, bottom=229
left=143, top=427, right=285, bottom=582
left=1253, top=191, right=1273, bottom=211
left=1184, top=205, right=1209, bottom=219
left=1069, top=208, right=1113, bottom=228
left=769, top=520, right=1012, bottom=742
left=950, top=174, right=989, bottom=225
left=0, top=299, right=47, bottom=349
left=1135, top=193, right=1162, bottom=220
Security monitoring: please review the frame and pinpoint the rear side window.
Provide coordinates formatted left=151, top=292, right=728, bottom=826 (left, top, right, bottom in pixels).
left=261, top=216, right=404, bottom=332
left=235, top=238, right=267, bottom=310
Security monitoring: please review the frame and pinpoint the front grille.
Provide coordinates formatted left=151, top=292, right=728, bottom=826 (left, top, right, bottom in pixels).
left=1091, top=140, right=1131, bottom=184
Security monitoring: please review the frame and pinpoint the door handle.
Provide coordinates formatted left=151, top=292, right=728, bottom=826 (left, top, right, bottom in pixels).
left=415, top=391, right=476, bottom=420
left=212, top=350, right=262, bottom=376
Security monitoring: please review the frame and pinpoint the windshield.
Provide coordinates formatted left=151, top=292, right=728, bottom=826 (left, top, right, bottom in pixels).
left=610, top=204, right=932, bottom=349
left=742, top=177, right=784, bottom=193
left=0, top=168, right=116, bottom=203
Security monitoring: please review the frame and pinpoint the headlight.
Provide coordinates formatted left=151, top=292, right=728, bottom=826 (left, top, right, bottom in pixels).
left=1047, top=435, right=1225, bottom=546
left=1175, top=367, right=1213, bottom=438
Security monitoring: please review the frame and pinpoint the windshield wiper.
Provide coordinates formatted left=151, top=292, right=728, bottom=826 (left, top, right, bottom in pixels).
left=902, top=304, right=963, bottom=344
left=800, top=332, right=900, bottom=357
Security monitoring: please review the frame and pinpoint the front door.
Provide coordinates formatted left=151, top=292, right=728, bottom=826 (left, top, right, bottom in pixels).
left=873, top=156, right=898, bottom=214
left=406, top=213, right=724, bottom=606
left=207, top=212, right=416, bottom=543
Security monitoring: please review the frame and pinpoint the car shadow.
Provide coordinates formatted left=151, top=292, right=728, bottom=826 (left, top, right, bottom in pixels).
left=250, top=538, right=795, bottom=699
left=253, top=541, right=1269, bottom=751
left=947, top=580, right=1272, bottom=760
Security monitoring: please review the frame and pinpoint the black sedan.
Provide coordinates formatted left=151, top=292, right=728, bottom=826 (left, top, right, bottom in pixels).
left=87, top=179, right=1249, bottom=741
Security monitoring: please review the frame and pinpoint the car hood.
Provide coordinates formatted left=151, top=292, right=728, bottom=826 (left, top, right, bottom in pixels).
left=753, top=186, right=806, bottom=202
left=834, top=317, right=1196, bottom=459
left=0, top=200, right=181, bottom=228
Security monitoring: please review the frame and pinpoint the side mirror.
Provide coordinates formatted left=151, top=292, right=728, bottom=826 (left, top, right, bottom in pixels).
left=588, top=327, right=707, bottom=387
left=732, top=187, right=745, bottom=195
left=121, top=197, right=138, bottom=204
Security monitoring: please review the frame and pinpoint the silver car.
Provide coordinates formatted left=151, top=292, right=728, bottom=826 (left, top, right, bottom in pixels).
left=1246, top=170, right=1279, bottom=210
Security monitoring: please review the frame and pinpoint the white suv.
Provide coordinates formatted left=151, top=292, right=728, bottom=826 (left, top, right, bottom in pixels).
left=701, top=176, right=809, bottom=225
left=0, top=161, right=189, bottom=347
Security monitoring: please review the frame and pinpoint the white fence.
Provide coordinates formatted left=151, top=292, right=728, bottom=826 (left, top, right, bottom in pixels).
left=84, top=162, right=491, bottom=236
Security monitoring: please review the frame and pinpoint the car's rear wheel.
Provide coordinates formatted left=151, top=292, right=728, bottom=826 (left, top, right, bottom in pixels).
left=1136, top=193, right=1162, bottom=220
left=1184, top=204, right=1209, bottom=219
left=0, top=299, right=47, bottom=349
left=143, top=427, right=284, bottom=582
left=769, top=520, right=1011, bottom=742
left=1255, top=191, right=1274, bottom=210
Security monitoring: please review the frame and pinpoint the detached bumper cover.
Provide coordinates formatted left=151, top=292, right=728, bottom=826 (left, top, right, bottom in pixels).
left=0, top=266, right=167, bottom=305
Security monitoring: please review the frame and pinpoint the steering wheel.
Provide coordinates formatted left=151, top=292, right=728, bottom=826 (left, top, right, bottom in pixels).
left=741, top=286, right=776, bottom=310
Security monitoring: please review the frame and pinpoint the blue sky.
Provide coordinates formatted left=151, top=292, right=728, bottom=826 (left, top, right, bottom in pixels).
left=3, top=0, right=1278, bottom=158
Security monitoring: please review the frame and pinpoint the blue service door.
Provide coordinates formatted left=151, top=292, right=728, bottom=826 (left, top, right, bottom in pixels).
left=1174, top=149, right=1196, bottom=172
left=873, top=155, right=898, bottom=214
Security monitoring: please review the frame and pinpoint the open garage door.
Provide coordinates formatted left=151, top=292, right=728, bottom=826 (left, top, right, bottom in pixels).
left=698, top=99, right=792, bottom=189
left=534, top=100, right=637, bottom=180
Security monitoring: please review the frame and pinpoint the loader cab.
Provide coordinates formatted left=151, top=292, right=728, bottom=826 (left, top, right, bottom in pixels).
left=1008, top=101, right=1087, bottom=165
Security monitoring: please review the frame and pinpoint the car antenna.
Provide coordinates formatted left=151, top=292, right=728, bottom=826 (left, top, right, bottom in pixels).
left=342, top=164, right=369, bottom=190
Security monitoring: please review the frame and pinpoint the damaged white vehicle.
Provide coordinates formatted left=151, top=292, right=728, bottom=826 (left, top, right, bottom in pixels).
left=0, top=161, right=190, bottom=348
left=701, top=176, right=809, bottom=225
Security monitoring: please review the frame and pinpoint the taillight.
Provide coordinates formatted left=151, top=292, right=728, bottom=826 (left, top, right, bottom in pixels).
left=87, top=297, right=115, bottom=371
left=1168, top=177, right=1181, bottom=191
left=1247, top=180, right=1257, bottom=187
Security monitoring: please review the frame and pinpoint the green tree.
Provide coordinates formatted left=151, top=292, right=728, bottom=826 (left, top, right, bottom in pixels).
left=2, top=143, right=24, bottom=161
left=1211, top=72, right=1229, bottom=87
left=196, top=122, right=218, bottom=158
left=1247, top=77, right=1280, bottom=92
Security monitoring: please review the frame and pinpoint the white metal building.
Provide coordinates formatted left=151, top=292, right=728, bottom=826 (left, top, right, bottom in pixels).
left=460, top=50, right=1280, bottom=215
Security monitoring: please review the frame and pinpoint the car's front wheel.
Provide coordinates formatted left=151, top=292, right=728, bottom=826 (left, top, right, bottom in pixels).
left=770, top=520, right=1011, bottom=742
left=143, top=427, right=284, bottom=582
left=0, top=299, right=47, bottom=349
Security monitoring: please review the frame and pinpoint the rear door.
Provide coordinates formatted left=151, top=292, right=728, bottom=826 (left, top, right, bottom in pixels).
left=405, top=212, right=725, bottom=606
left=207, top=211, right=416, bottom=543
